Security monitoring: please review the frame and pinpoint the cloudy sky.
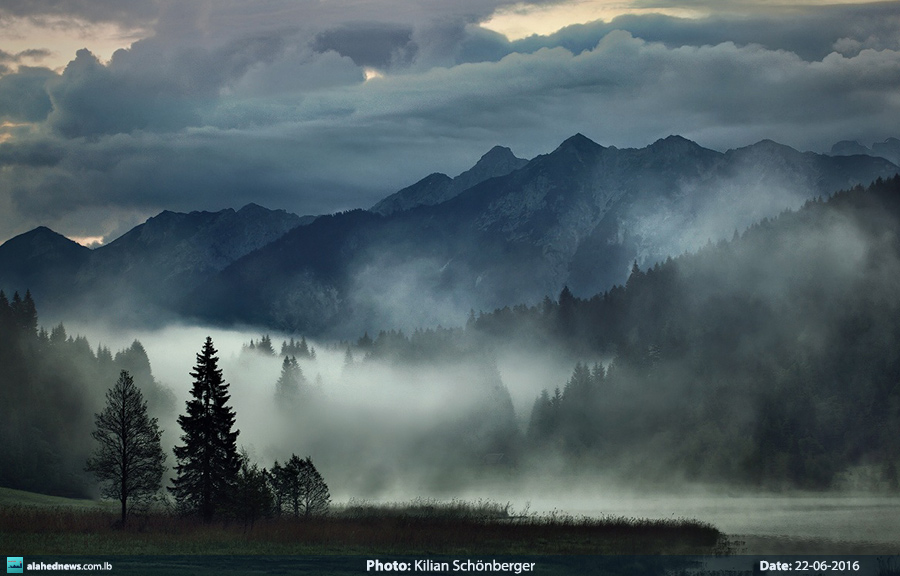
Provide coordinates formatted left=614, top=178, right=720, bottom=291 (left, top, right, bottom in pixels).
left=1, top=0, right=899, bottom=245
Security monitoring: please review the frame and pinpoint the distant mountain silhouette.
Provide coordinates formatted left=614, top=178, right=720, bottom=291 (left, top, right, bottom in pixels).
left=0, top=204, right=305, bottom=323
left=831, top=137, right=900, bottom=165
left=1, top=135, right=896, bottom=333
left=192, top=134, right=898, bottom=334
left=0, top=227, right=91, bottom=300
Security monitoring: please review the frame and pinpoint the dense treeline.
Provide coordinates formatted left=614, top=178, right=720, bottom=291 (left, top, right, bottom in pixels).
left=337, top=177, right=900, bottom=489
left=0, top=291, right=173, bottom=497
left=478, top=176, right=900, bottom=489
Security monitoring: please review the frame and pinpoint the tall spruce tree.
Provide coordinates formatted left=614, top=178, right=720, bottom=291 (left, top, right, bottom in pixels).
left=0, top=290, right=12, bottom=335
left=170, top=337, right=241, bottom=522
left=275, top=356, right=305, bottom=403
left=85, top=370, right=166, bottom=525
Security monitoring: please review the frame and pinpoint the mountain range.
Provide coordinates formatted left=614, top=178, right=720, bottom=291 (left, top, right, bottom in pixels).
left=1, top=134, right=897, bottom=335
left=831, top=137, right=900, bottom=165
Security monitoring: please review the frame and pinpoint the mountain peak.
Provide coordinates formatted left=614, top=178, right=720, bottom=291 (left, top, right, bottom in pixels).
left=8, top=226, right=83, bottom=248
left=752, top=138, right=795, bottom=151
left=477, top=145, right=517, bottom=164
left=238, top=202, right=271, bottom=215
left=453, top=146, right=528, bottom=188
left=557, top=133, right=601, bottom=151
left=831, top=140, right=870, bottom=156
left=647, top=135, right=709, bottom=156
left=28, top=225, right=63, bottom=237
left=726, top=139, right=801, bottom=158
left=651, top=134, right=695, bottom=146
left=0, top=226, right=90, bottom=267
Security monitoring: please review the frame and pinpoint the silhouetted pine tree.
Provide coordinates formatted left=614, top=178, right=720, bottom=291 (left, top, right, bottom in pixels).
left=0, top=290, right=12, bottom=338
left=527, top=390, right=557, bottom=443
left=257, top=335, right=276, bottom=355
left=170, top=337, right=241, bottom=522
left=281, top=336, right=316, bottom=359
left=343, top=346, right=354, bottom=367
left=9, top=290, right=37, bottom=336
left=275, top=355, right=305, bottom=402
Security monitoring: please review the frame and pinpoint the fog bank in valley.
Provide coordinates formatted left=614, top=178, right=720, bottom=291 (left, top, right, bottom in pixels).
left=66, top=321, right=581, bottom=499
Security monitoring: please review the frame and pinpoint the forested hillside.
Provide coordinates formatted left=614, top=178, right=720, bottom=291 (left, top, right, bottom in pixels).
left=0, top=293, right=172, bottom=497
left=473, top=176, right=900, bottom=489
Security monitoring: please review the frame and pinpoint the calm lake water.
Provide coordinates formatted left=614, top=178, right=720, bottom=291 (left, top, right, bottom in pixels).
left=512, top=493, right=900, bottom=553
left=532, top=495, right=900, bottom=554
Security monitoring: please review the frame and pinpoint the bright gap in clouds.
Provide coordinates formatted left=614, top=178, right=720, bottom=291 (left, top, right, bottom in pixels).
left=479, top=0, right=893, bottom=41
left=480, top=1, right=703, bottom=40
left=364, top=68, right=385, bottom=81
left=68, top=236, right=105, bottom=248
left=0, top=16, right=149, bottom=71
left=0, top=121, right=28, bottom=144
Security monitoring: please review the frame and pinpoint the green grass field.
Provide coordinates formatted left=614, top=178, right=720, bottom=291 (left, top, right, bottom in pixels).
left=0, top=489, right=731, bottom=555
left=0, top=486, right=114, bottom=510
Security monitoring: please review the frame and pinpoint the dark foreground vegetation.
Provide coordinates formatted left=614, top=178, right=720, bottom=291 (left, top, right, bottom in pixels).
left=0, top=497, right=728, bottom=555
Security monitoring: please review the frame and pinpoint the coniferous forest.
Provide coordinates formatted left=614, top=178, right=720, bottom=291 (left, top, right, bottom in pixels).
left=343, top=176, right=900, bottom=490
left=483, top=176, right=900, bottom=489
left=0, top=291, right=173, bottom=497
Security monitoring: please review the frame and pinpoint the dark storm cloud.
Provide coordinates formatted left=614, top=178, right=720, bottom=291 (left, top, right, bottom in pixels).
left=0, top=138, right=64, bottom=167
left=46, top=49, right=202, bottom=137
left=313, top=23, right=416, bottom=68
left=0, top=66, right=55, bottom=122
left=45, top=29, right=286, bottom=137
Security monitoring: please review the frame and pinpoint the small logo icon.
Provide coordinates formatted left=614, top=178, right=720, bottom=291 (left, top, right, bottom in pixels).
left=6, top=557, right=23, bottom=574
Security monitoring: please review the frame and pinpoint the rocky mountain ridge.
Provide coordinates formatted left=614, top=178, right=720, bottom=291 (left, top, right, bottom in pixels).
left=1, top=134, right=897, bottom=333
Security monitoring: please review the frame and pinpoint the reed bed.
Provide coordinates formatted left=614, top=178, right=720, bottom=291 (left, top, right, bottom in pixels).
left=0, top=499, right=730, bottom=555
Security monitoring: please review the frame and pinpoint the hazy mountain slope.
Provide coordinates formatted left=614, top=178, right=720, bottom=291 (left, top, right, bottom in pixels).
left=566, top=137, right=900, bottom=292
left=195, top=135, right=897, bottom=335
left=370, top=146, right=528, bottom=215
left=94, top=203, right=304, bottom=279
left=831, top=137, right=900, bottom=165
left=0, top=205, right=306, bottom=322
left=2, top=135, right=896, bottom=333
left=0, top=227, right=91, bottom=305
left=511, top=176, right=900, bottom=488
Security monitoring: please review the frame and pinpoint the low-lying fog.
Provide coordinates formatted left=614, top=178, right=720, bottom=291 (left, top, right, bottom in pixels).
left=65, top=321, right=575, bottom=493
left=64, top=321, right=900, bottom=550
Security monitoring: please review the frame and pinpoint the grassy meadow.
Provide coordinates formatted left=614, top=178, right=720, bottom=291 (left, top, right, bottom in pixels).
left=0, top=489, right=730, bottom=555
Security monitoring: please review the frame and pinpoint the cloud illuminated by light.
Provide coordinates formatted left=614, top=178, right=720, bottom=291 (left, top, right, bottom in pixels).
left=480, top=1, right=703, bottom=40
left=479, top=0, right=894, bottom=41
left=0, top=16, right=149, bottom=71
left=68, top=235, right=105, bottom=248
left=0, top=121, right=29, bottom=143
left=364, top=68, right=385, bottom=81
